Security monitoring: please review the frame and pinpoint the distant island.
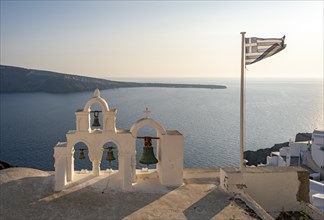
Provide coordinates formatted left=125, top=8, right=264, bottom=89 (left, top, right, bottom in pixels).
left=0, top=65, right=226, bottom=93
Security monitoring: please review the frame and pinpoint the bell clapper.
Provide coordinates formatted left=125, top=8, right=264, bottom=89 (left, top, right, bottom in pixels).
left=78, top=148, right=86, bottom=159
left=106, top=161, right=113, bottom=173
left=106, top=168, right=113, bottom=173
left=141, top=167, right=149, bottom=172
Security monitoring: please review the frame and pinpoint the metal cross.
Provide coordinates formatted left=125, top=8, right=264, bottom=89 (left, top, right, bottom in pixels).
left=143, top=107, right=151, bottom=118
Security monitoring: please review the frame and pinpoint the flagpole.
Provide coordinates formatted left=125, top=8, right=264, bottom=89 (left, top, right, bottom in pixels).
left=240, top=32, right=246, bottom=171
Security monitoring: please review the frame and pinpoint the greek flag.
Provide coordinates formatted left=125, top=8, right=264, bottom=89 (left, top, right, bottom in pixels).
left=245, top=36, right=286, bottom=65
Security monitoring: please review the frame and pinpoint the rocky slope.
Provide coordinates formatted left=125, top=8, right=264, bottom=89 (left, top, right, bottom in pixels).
left=0, top=65, right=226, bottom=93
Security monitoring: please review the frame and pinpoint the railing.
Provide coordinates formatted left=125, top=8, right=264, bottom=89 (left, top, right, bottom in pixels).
left=309, top=179, right=324, bottom=212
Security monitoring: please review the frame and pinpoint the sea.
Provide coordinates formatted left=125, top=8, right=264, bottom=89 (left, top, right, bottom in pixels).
left=0, top=78, right=323, bottom=171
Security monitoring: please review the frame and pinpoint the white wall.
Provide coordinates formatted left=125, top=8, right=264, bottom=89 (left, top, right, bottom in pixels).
left=243, top=169, right=301, bottom=212
left=289, top=142, right=308, bottom=157
left=309, top=180, right=324, bottom=211
left=159, top=132, right=184, bottom=185
left=311, top=129, right=324, bottom=168
left=312, top=146, right=324, bottom=168
left=267, top=156, right=278, bottom=166
left=277, top=156, right=287, bottom=167
left=266, top=155, right=287, bottom=167
left=220, top=167, right=309, bottom=212
left=279, top=147, right=289, bottom=157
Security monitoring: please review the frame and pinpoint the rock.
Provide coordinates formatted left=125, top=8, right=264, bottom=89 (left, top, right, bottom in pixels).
left=244, top=142, right=289, bottom=166
left=0, top=160, right=15, bottom=170
left=295, top=133, right=312, bottom=142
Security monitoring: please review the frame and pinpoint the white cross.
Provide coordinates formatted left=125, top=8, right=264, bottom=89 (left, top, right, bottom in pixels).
left=143, top=107, right=151, bottom=118
left=246, top=38, right=257, bottom=53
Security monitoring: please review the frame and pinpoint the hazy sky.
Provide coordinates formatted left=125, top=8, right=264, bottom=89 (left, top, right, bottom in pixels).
left=1, top=1, right=323, bottom=78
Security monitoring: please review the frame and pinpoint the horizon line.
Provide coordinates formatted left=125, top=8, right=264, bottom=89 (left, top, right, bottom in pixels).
left=1, top=63, right=323, bottom=80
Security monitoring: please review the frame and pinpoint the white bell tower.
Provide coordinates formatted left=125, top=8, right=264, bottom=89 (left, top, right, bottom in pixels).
left=54, top=89, right=184, bottom=192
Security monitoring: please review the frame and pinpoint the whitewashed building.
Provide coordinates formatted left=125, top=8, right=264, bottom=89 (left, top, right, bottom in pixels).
left=311, top=128, right=324, bottom=169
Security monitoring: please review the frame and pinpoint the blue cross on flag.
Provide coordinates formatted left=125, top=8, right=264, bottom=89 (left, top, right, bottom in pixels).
left=245, top=36, right=286, bottom=65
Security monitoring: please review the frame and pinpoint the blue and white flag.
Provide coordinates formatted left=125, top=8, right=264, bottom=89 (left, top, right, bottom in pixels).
left=245, top=36, right=286, bottom=65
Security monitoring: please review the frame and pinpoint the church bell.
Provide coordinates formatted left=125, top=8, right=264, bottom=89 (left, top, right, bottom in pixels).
left=92, top=111, right=101, bottom=127
left=139, top=137, right=158, bottom=165
left=106, top=146, right=116, bottom=161
left=78, top=148, right=86, bottom=159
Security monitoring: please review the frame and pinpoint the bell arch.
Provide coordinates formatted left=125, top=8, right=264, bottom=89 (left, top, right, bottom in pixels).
left=68, top=139, right=92, bottom=153
left=72, top=141, right=92, bottom=172
left=83, top=89, right=109, bottom=112
left=100, top=141, right=120, bottom=171
left=130, top=118, right=166, bottom=137
left=130, top=118, right=166, bottom=180
left=133, top=126, right=159, bottom=169
left=98, top=138, right=123, bottom=154
left=76, top=89, right=116, bottom=132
